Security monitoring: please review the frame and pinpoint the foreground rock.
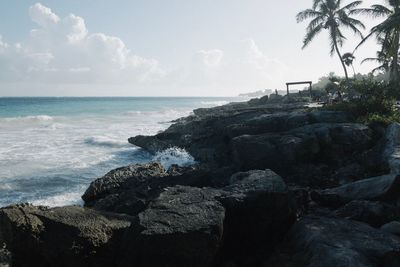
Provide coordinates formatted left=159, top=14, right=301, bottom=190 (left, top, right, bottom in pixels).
left=121, top=169, right=295, bottom=267
left=267, top=215, right=400, bottom=267
left=0, top=204, right=132, bottom=267
left=83, top=162, right=235, bottom=215
left=216, top=170, right=295, bottom=266
left=312, top=174, right=400, bottom=207
left=121, top=186, right=225, bottom=267
left=334, top=200, right=400, bottom=227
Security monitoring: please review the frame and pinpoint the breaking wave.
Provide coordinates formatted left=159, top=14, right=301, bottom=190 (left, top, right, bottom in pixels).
left=152, top=147, right=196, bottom=169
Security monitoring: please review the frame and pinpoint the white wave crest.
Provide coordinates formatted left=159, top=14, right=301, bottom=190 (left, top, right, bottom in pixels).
left=200, top=101, right=229, bottom=106
left=84, top=136, right=128, bottom=148
left=153, top=147, right=196, bottom=169
left=0, top=115, right=54, bottom=123
left=31, top=191, right=84, bottom=207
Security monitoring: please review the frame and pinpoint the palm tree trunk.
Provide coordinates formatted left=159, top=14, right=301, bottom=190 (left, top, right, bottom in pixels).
left=333, top=41, right=349, bottom=81
left=390, top=30, right=400, bottom=84
left=351, top=63, right=356, bottom=78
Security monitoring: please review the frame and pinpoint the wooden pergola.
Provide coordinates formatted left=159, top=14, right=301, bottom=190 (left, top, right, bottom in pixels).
left=286, top=81, right=312, bottom=96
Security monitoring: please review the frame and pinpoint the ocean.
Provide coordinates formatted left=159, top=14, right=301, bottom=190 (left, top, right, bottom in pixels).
left=0, top=97, right=242, bottom=207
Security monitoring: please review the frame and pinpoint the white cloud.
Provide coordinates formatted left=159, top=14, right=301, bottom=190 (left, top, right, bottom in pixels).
left=197, top=49, right=224, bottom=68
left=0, top=35, right=9, bottom=53
left=0, top=3, right=164, bottom=84
left=29, top=3, right=60, bottom=28
left=174, top=39, right=288, bottom=92
left=0, top=3, right=288, bottom=96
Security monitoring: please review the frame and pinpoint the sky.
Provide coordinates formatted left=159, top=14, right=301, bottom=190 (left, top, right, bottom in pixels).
left=0, top=0, right=387, bottom=96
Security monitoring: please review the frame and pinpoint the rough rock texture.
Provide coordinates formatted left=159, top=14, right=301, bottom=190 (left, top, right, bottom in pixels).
left=312, top=174, right=400, bottom=207
left=267, top=215, right=400, bottom=267
left=383, top=123, right=400, bottom=174
left=231, top=123, right=372, bottom=173
left=0, top=204, right=132, bottom=267
left=129, top=105, right=353, bottom=169
left=121, top=186, right=225, bottom=267
left=381, top=221, right=400, bottom=236
left=216, top=170, right=295, bottom=266
left=83, top=163, right=235, bottom=215
left=128, top=102, right=383, bottom=188
left=333, top=200, right=400, bottom=227
left=82, top=162, right=167, bottom=204
left=119, top=169, right=295, bottom=267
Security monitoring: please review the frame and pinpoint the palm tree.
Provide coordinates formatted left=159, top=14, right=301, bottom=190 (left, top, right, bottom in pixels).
left=360, top=36, right=393, bottom=78
left=357, top=0, right=400, bottom=83
left=362, top=51, right=391, bottom=75
left=342, top=52, right=356, bottom=76
left=297, top=0, right=366, bottom=81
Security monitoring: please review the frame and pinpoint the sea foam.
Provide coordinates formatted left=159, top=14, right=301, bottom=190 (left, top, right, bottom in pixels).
left=153, top=147, right=196, bottom=169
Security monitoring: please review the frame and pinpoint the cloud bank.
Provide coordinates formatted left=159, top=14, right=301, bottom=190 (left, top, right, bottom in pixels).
left=0, top=3, right=288, bottom=95
left=0, top=3, right=164, bottom=84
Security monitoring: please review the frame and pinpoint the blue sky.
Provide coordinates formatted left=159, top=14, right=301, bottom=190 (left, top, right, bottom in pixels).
left=0, top=0, right=385, bottom=96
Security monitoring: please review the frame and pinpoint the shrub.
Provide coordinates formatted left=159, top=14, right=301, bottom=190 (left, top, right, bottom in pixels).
left=324, top=78, right=398, bottom=124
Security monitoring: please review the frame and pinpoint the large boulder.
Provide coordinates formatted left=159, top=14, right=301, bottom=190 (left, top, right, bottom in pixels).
left=120, top=169, right=295, bottom=267
left=231, top=123, right=372, bottom=174
left=381, top=221, right=400, bottom=236
left=312, top=174, right=400, bottom=207
left=334, top=200, right=400, bottom=227
left=216, top=169, right=296, bottom=266
left=0, top=204, right=132, bottom=267
left=383, top=123, right=400, bottom=174
left=82, top=162, right=235, bottom=215
left=82, top=162, right=167, bottom=205
left=121, top=186, right=225, bottom=267
left=267, top=215, right=400, bottom=267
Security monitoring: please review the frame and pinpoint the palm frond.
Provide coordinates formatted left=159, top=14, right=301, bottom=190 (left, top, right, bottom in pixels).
left=296, top=9, right=322, bottom=22
left=302, top=24, right=324, bottom=48
left=340, top=0, right=363, bottom=11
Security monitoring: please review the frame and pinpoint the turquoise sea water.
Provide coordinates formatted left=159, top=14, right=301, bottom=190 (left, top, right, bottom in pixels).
left=0, top=97, right=242, bottom=207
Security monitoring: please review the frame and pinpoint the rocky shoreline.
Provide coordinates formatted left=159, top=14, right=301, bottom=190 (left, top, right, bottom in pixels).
left=2, top=97, right=400, bottom=266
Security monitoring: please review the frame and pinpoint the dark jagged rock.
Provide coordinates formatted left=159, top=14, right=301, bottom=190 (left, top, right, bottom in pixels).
left=0, top=247, right=11, bottom=267
left=312, top=174, right=400, bottom=208
left=267, top=215, right=400, bottom=267
left=120, top=169, right=295, bottom=267
left=383, top=123, right=400, bottom=174
left=334, top=200, right=400, bottom=227
left=231, top=123, right=372, bottom=186
left=82, top=162, right=167, bottom=204
left=129, top=103, right=352, bottom=168
left=216, top=170, right=296, bottom=266
left=121, top=186, right=225, bottom=267
left=0, top=204, right=132, bottom=267
left=381, top=221, right=400, bottom=236
left=83, top=162, right=235, bottom=215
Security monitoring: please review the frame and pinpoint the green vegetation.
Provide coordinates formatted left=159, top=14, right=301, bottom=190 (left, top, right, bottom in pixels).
left=324, top=78, right=400, bottom=125
left=356, top=0, right=400, bottom=83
